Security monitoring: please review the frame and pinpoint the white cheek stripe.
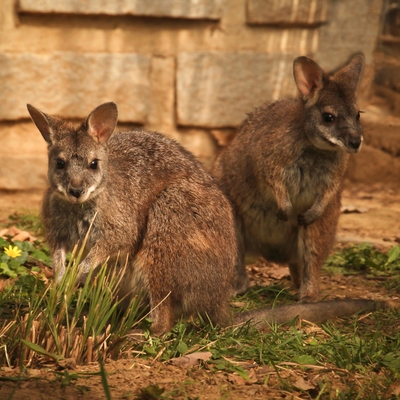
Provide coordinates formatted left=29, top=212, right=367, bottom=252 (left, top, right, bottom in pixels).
left=57, top=184, right=68, bottom=197
left=325, top=135, right=343, bottom=148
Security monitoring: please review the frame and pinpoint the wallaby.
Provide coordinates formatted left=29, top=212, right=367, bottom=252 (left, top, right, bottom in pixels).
left=213, top=54, right=365, bottom=302
left=29, top=101, right=386, bottom=335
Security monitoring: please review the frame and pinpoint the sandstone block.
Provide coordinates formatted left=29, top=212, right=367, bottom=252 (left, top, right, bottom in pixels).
left=177, top=52, right=297, bottom=128
left=146, top=56, right=177, bottom=138
left=0, top=52, right=150, bottom=122
left=314, top=0, right=381, bottom=68
left=0, top=123, right=48, bottom=190
left=247, top=0, right=328, bottom=25
left=18, top=0, right=222, bottom=20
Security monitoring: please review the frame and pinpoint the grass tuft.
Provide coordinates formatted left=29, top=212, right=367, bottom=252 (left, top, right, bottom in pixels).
left=1, top=215, right=400, bottom=399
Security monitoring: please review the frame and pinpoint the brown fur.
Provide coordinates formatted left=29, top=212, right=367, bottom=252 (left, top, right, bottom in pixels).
left=29, top=99, right=386, bottom=336
left=29, top=102, right=241, bottom=335
left=213, top=55, right=364, bottom=302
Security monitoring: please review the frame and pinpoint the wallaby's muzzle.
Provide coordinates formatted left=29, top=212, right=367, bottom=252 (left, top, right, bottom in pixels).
left=68, top=187, right=84, bottom=199
left=343, top=132, right=363, bottom=153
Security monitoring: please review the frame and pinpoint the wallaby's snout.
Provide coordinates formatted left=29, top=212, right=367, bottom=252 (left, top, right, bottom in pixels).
left=68, top=187, right=84, bottom=199
left=345, top=131, right=363, bottom=153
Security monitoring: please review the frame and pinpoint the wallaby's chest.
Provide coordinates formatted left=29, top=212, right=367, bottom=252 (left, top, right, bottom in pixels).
left=51, top=199, right=100, bottom=250
left=286, top=149, right=339, bottom=209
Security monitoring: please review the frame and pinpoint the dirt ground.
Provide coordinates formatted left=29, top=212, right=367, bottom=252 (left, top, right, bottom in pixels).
left=1, top=115, right=400, bottom=399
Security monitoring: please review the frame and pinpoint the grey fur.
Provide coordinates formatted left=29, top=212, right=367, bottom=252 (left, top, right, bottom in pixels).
left=213, top=55, right=365, bottom=302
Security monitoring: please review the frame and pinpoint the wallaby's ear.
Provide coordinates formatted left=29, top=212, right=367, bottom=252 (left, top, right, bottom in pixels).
left=27, top=104, right=53, bottom=144
left=293, top=56, right=325, bottom=99
left=86, top=102, right=118, bottom=144
left=332, top=53, right=364, bottom=93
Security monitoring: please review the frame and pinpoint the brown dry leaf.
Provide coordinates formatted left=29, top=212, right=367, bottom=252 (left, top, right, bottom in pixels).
left=0, top=278, right=13, bottom=291
left=268, top=266, right=290, bottom=280
left=0, top=226, right=37, bottom=242
left=4, top=226, right=22, bottom=236
left=341, top=205, right=368, bottom=214
left=41, top=266, right=54, bottom=279
left=169, top=351, right=212, bottom=367
left=292, top=375, right=315, bottom=391
left=384, top=382, right=400, bottom=398
left=228, top=369, right=258, bottom=385
left=13, top=231, right=37, bottom=242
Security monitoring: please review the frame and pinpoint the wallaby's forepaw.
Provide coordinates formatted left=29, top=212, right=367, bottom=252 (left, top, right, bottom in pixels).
left=298, top=209, right=319, bottom=226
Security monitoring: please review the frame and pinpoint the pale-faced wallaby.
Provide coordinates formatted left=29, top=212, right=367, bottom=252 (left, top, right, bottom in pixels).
left=213, top=54, right=364, bottom=302
left=29, top=101, right=386, bottom=335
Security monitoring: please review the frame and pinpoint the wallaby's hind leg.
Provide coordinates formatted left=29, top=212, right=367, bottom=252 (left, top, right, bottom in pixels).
left=232, top=233, right=249, bottom=295
left=288, top=261, right=302, bottom=289
left=233, top=257, right=249, bottom=295
left=148, top=292, right=176, bottom=335
left=141, top=183, right=237, bottom=334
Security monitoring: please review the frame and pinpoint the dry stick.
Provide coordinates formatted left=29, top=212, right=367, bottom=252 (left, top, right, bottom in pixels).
left=87, top=336, right=93, bottom=364
left=45, top=332, right=54, bottom=353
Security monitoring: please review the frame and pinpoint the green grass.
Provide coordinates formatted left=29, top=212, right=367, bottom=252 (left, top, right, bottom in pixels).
left=1, top=213, right=400, bottom=399
left=325, top=242, right=400, bottom=292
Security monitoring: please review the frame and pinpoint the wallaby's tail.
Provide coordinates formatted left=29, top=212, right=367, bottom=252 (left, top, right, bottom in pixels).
left=233, top=299, right=391, bottom=329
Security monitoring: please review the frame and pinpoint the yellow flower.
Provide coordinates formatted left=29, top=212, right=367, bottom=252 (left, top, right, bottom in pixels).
left=4, top=245, right=22, bottom=258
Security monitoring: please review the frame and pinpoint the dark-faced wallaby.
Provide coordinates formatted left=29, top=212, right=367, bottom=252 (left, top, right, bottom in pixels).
left=213, top=54, right=364, bottom=302
left=29, top=101, right=386, bottom=335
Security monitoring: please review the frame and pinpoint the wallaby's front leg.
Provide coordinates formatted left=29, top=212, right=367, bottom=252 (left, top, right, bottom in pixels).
left=298, top=181, right=341, bottom=226
left=272, top=182, right=292, bottom=221
left=52, top=247, right=67, bottom=284
left=77, top=244, right=110, bottom=284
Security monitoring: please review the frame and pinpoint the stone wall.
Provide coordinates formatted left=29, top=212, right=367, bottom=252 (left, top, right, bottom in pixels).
left=0, top=0, right=384, bottom=189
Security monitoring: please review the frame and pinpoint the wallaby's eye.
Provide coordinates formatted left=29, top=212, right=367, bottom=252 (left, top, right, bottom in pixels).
left=56, top=159, right=65, bottom=170
left=90, top=159, right=98, bottom=170
left=322, top=113, right=335, bottom=123
left=356, top=111, right=361, bottom=120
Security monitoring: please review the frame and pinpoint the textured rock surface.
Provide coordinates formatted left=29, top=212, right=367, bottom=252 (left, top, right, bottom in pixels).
left=247, top=0, right=328, bottom=25
left=0, top=123, right=47, bottom=190
left=18, top=0, right=222, bottom=19
left=177, top=52, right=297, bottom=128
left=0, top=52, right=150, bottom=122
left=0, top=0, right=390, bottom=189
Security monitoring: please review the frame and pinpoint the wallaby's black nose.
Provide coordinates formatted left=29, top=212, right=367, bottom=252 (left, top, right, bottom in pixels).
left=69, top=188, right=84, bottom=198
left=348, top=137, right=361, bottom=150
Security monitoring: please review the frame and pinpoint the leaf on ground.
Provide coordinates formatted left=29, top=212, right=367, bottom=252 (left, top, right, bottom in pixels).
left=0, top=226, right=37, bottom=242
left=228, top=369, right=258, bottom=385
left=169, top=351, right=212, bottom=367
left=0, top=278, right=13, bottom=290
left=292, top=375, right=315, bottom=391
left=268, top=266, right=290, bottom=280
left=384, top=383, right=400, bottom=398
left=341, top=205, right=368, bottom=214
